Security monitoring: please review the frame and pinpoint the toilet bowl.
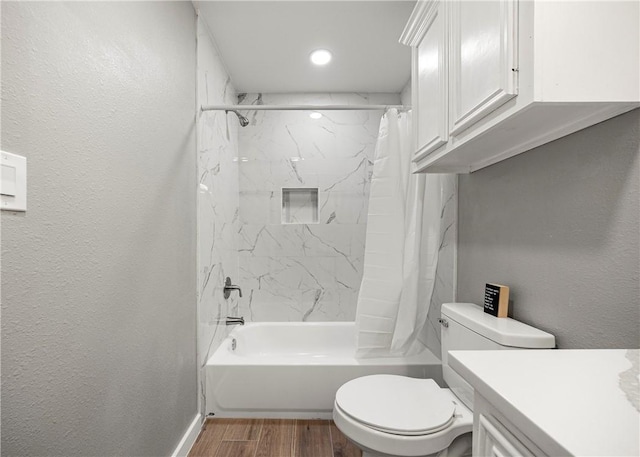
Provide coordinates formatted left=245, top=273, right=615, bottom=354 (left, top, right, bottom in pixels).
left=333, top=303, right=556, bottom=457
left=333, top=375, right=473, bottom=457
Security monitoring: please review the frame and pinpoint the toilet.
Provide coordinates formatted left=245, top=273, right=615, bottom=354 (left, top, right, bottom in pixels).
left=333, top=302, right=556, bottom=457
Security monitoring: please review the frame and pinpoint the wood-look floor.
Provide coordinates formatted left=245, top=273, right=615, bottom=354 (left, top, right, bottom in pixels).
left=188, top=419, right=362, bottom=457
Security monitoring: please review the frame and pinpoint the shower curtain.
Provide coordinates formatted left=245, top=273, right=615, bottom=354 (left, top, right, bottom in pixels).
left=355, top=109, right=443, bottom=358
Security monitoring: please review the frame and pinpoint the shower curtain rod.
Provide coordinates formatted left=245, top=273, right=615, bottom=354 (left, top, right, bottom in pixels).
left=200, top=104, right=409, bottom=112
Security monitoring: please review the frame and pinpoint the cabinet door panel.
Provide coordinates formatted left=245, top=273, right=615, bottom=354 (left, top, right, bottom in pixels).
left=414, top=1, right=448, bottom=161
left=450, top=0, right=518, bottom=136
left=475, top=414, right=535, bottom=457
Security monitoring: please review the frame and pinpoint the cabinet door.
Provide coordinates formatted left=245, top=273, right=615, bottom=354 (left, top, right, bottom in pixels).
left=412, top=0, right=448, bottom=161
left=475, top=414, right=536, bottom=457
left=449, top=0, right=518, bottom=136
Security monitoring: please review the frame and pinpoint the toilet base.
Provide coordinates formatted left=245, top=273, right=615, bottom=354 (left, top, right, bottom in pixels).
left=359, top=433, right=472, bottom=457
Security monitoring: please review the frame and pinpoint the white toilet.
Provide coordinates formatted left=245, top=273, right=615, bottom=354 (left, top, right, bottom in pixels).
left=333, top=303, right=556, bottom=457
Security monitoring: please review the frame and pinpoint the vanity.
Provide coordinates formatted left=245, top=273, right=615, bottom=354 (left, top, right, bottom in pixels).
left=449, top=349, right=640, bottom=456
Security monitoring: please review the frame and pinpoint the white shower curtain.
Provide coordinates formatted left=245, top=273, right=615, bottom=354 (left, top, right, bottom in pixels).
left=355, top=109, right=444, bottom=358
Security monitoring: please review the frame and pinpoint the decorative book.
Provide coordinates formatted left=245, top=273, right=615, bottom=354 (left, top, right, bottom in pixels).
left=484, top=283, right=510, bottom=318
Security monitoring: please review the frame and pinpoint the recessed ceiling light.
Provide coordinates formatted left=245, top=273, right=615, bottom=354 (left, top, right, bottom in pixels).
left=309, top=112, right=322, bottom=119
left=310, top=49, right=332, bottom=66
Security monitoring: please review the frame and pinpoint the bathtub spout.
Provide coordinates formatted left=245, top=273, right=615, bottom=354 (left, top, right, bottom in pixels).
left=225, top=316, right=244, bottom=326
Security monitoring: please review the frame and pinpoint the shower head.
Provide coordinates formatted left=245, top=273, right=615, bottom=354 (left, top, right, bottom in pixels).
left=226, top=110, right=250, bottom=127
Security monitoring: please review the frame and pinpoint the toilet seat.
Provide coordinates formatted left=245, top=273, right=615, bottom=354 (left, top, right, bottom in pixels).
left=333, top=382, right=474, bottom=457
left=335, top=375, right=456, bottom=436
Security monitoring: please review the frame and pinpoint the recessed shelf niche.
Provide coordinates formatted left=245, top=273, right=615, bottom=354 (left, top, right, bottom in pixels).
left=281, top=188, right=318, bottom=224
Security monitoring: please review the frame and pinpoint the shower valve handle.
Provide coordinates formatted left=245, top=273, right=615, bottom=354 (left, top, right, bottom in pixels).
left=224, top=277, right=243, bottom=299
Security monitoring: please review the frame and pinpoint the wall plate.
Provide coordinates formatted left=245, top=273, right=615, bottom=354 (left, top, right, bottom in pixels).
left=1, top=151, right=27, bottom=212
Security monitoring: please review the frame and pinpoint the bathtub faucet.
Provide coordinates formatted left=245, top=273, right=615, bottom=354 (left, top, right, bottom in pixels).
left=223, top=277, right=243, bottom=299
left=225, top=316, right=245, bottom=326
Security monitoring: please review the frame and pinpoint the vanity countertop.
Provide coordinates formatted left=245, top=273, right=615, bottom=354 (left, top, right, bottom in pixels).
left=449, top=349, right=640, bottom=457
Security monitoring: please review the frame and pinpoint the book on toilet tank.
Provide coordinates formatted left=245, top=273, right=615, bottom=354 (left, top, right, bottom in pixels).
left=484, top=283, right=509, bottom=317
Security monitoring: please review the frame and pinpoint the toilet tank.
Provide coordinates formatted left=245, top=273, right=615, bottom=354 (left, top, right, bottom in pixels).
left=440, top=303, right=555, bottom=409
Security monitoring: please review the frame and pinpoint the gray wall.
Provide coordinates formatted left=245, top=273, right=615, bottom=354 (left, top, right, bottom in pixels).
left=1, top=2, right=197, bottom=455
left=458, top=109, right=639, bottom=349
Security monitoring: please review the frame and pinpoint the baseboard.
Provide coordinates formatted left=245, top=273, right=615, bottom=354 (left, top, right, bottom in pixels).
left=171, top=413, right=202, bottom=457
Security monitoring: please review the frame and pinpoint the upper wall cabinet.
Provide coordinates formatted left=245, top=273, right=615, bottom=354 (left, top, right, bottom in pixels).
left=449, top=0, right=518, bottom=136
left=405, top=0, right=449, bottom=161
left=401, top=0, right=640, bottom=173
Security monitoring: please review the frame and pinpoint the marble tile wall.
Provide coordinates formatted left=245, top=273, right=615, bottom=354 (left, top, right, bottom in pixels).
left=196, top=18, right=241, bottom=415
left=419, top=175, right=458, bottom=359
left=236, top=93, right=400, bottom=322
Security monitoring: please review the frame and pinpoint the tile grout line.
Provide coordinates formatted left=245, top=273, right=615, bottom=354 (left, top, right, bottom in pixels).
left=292, top=419, right=298, bottom=457
left=250, top=420, right=263, bottom=457
left=328, top=420, right=336, bottom=457
left=213, top=420, right=229, bottom=457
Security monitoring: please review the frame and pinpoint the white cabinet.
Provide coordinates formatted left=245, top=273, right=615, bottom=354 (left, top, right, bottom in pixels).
left=448, top=350, right=640, bottom=457
left=449, top=0, right=518, bottom=136
left=401, top=0, right=640, bottom=173
left=406, top=0, right=448, bottom=161
left=476, top=414, right=533, bottom=457
left=473, top=394, right=546, bottom=457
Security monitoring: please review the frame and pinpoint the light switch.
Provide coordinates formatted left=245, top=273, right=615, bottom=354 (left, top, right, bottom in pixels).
left=1, top=151, right=27, bottom=212
left=1, top=164, right=17, bottom=196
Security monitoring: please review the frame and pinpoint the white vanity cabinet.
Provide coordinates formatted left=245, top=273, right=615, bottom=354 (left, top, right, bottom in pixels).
left=401, top=0, right=640, bottom=173
left=472, top=394, right=547, bottom=457
left=448, top=350, right=640, bottom=457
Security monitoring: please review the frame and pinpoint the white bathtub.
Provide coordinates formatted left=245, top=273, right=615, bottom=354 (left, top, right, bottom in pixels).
left=205, top=322, right=442, bottom=419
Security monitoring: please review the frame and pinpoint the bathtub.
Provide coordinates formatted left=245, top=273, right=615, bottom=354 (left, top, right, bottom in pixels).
left=205, top=322, right=442, bottom=419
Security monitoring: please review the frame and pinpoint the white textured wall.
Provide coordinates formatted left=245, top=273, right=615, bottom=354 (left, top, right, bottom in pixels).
left=1, top=3, right=197, bottom=455
left=196, top=17, right=240, bottom=415
left=237, top=93, right=398, bottom=322
left=458, top=109, right=640, bottom=349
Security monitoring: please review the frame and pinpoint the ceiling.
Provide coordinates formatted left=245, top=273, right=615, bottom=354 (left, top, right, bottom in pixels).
left=195, top=1, right=416, bottom=94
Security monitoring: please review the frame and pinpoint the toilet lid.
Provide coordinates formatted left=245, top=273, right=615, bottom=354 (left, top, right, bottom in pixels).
left=335, top=375, right=456, bottom=436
